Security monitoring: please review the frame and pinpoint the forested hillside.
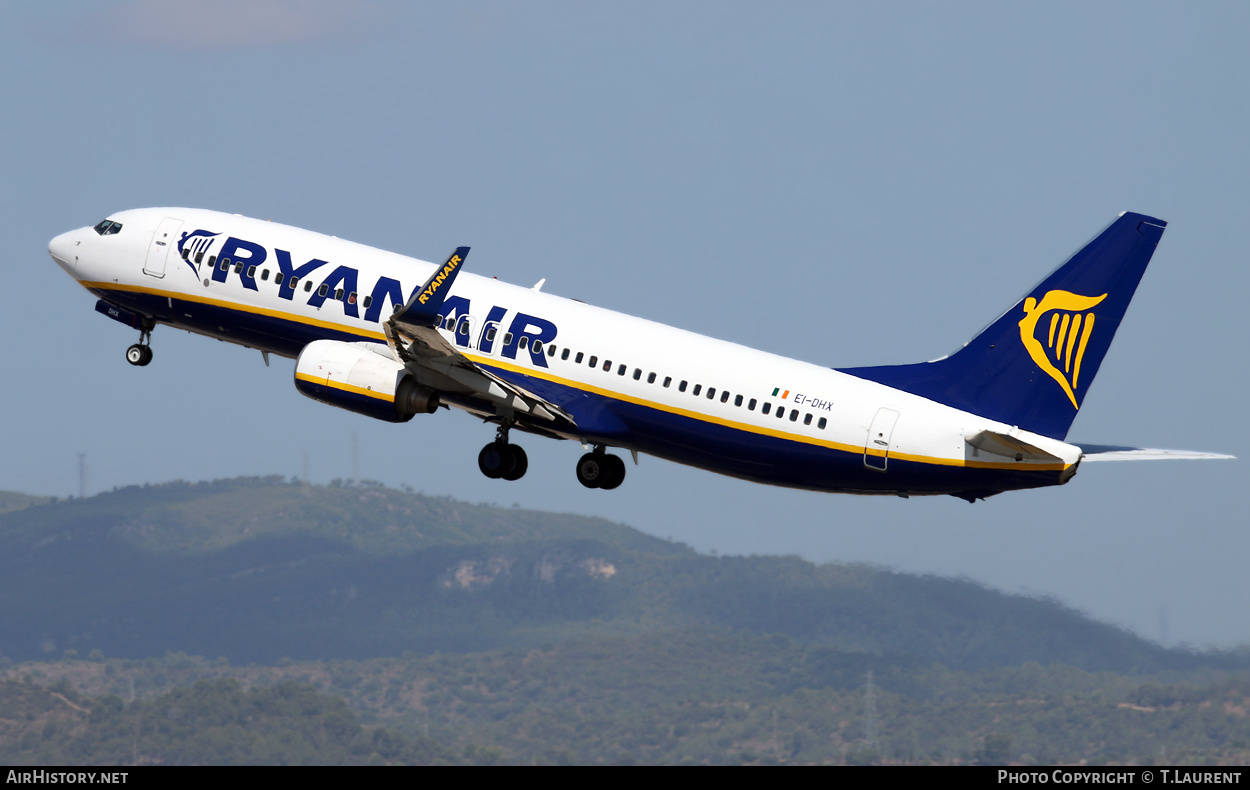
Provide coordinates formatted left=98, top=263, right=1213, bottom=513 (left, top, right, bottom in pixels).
left=2, top=478, right=1249, bottom=764
left=6, top=635, right=1250, bottom=765
left=0, top=477, right=1237, bottom=673
left=0, top=675, right=455, bottom=765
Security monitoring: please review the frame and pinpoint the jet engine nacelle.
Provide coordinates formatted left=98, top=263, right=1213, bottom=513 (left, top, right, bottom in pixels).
left=294, top=339, right=438, bottom=423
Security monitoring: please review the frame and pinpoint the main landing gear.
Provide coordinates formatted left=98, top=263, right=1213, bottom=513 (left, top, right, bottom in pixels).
left=476, top=423, right=627, bottom=490
left=478, top=421, right=528, bottom=481
left=125, top=322, right=156, bottom=367
left=576, top=446, right=625, bottom=490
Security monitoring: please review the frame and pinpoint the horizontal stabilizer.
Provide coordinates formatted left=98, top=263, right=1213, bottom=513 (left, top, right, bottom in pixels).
left=1077, top=444, right=1236, bottom=462
left=966, top=431, right=1063, bottom=463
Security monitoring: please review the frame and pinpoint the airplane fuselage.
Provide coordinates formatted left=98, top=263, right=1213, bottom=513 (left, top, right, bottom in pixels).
left=49, top=207, right=1084, bottom=498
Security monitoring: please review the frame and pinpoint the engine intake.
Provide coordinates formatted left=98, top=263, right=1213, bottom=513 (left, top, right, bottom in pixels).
left=294, top=339, right=438, bottom=423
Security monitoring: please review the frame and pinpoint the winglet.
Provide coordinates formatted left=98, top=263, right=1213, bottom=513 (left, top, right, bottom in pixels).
left=393, top=246, right=470, bottom=327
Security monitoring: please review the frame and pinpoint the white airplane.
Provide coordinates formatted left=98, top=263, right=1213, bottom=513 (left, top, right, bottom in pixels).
left=48, top=209, right=1231, bottom=501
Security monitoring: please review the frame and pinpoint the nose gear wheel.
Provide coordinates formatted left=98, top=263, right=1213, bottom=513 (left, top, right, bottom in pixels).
left=126, top=344, right=152, bottom=367
left=125, top=320, right=156, bottom=367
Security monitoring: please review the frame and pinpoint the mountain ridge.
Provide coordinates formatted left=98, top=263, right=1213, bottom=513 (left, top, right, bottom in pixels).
left=0, top=477, right=1236, bottom=673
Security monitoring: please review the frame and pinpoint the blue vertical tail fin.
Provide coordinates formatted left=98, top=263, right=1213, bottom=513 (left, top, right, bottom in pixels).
left=839, top=212, right=1167, bottom=440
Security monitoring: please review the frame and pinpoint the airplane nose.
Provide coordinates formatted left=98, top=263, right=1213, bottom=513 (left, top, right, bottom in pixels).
left=48, top=231, right=79, bottom=274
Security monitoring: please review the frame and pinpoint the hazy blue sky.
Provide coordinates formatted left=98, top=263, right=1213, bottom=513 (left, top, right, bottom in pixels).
left=2, top=1, right=1247, bottom=648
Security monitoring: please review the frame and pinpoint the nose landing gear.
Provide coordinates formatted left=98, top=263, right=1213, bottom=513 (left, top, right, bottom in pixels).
left=477, top=420, right=528, bottom=481
left=125, top=321, right=156, bottom=367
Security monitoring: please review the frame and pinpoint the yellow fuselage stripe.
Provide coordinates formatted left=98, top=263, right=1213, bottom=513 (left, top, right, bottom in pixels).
left=89, top=280, right=1070, bottom=473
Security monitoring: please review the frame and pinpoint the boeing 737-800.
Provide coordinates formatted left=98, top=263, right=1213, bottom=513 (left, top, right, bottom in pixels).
left=47, top=209, right=1230, bottom=500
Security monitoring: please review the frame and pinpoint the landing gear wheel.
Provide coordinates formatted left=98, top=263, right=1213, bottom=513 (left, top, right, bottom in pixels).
left=126, top=344, right=152, bottom=367
left=478, top=442, right=516, bottom=480
left=599, top=454, right=626, bottom=490
left=501, top=445, right=528, bottom=481
left=576, top=451, right=624, bottom=489
left=576, top=453, right=604, bottom=488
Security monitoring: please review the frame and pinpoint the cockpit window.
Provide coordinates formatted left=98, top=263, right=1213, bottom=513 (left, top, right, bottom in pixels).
left=93, top=220, right=123, bottom=236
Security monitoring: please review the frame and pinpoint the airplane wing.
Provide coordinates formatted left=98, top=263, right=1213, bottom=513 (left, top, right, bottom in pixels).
left=1076, top=444, right=1236, bottom=462
left=382, top=248, right=573, bottom=425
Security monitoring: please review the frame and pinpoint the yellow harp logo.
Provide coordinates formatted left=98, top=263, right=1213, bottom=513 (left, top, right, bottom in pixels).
left=1019, top=290, right=1107, bottom=409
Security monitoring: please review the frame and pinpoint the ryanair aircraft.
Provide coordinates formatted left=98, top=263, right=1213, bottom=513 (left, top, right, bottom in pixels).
left=48, top=210, right=1231, bottom=501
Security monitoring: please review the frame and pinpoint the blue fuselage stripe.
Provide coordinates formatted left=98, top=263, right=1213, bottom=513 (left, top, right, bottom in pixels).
left=96, top=286, right=1064, bottom=495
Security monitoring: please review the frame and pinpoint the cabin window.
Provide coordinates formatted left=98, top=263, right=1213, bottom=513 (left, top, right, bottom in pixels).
left=287, top=276, right=296, bottom=288
left=734, top=394, right=743, bottom=407
left=679, top=380, right=687, bottom=392
left=459, top=320, right=471, bottom=336
left=318, top=284, right=329, bottom=297
left=304, top=281, right=313, bottom=292
left=519, top=337, right=529, bottom=350
left=721, top=391, right=730, bottom=403
left=804, top=413, right=813, bottom=426
left=247, top=265, right=257, bottom=278
left=575, top=352, right=584, bottom=364
left=748, top=398, right=757, bottom=410
left=195, top=252, right=205, bottom=264
left=777, top=408, right=786, bottom=419
left=485, top=326, right=497, bottom=342
left=618, top=364, right=626, bottom=376
left=589, top=355, right=598, bottom=367
left=181, top=248, right=190, bottom=260
left=348, top=292, right=357, bottom=305
left=234, top=261, right=244, bottom=274
left=633, top=368, right=641, bottom=380
left=503, top=333, right=514, bottom=345
left=334, top=288, right=344, bottom=301
left=663, top=377, right=672, bottom=388
left=208, top=255, right=217, bottom=268
left=362, top=295, right=372, bottom=308
left=818, top=417, right=827, bottom=430
left=706, top=388, right=715, bottom=400
left=693, top=384, right=702, bottom=396
left=762, top=403, right=771, bottom=415
left=647, top=372, right=656, bottom=384
left=261, top=270, right=270, bottom=281
left=217, top=258, right=226, bottom=271
left=561, top=348, right=570, bottom=361
left=603, top=360, right=612, bottom=372
left=546, top=343, right=556, bottom=357
left=790, top=410, right=799, bottom=422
